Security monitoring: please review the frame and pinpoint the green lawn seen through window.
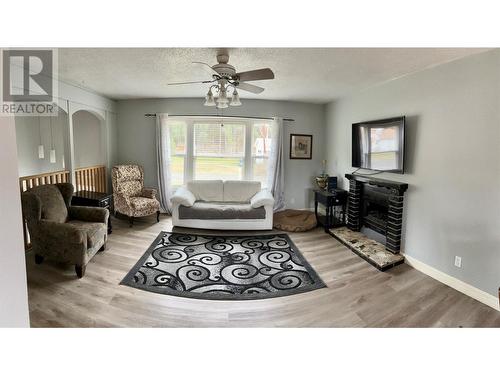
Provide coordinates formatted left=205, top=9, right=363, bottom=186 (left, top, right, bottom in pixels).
left=170, top=155, right=249, bottom=185
left=195, top=156, right=243, bottom=180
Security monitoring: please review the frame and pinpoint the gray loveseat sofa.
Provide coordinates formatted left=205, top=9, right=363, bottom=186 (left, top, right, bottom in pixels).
left=170, top=180, right=274, bottom=230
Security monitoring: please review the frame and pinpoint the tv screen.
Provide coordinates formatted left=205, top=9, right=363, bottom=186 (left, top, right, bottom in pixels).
left=352, top=116, right=405, bottom=173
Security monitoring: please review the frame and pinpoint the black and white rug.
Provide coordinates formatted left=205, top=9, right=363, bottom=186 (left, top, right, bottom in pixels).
left=120, top=231, right=326, bottom=300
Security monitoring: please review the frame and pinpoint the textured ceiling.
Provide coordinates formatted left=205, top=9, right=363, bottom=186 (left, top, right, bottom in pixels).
left=57, top=48, right=490, bottom=103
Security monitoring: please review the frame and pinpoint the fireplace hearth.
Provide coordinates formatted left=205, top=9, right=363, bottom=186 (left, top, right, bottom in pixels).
left=330, top=227, right=404, bottom=271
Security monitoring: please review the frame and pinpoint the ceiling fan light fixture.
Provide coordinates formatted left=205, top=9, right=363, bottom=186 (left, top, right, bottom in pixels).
left=204, top=90, right=216, bottom=106
left=216, top=89, right=229, bottom=108
left=172, top=53, right=274, bottom=110
left=38, top=144, right=45, bottom=159
left=216, top=100, right=229, bottom=109
left=230, top=89, right=241, bottom=106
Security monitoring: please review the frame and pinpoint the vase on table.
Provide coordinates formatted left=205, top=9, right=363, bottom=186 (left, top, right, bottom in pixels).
left=315, top=174, right=328, bottom=190
left=315, top=159, right=329, bottom=190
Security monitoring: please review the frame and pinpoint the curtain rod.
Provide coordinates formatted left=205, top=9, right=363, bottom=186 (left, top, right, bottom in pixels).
left=144, top=113, right=294, bottom=122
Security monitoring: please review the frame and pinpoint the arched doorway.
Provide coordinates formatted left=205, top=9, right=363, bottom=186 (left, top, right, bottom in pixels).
left=71, top=109, right=107, bottom=192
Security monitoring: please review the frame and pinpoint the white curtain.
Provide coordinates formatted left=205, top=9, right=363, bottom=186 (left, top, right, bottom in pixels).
left=267, top=117, right=285, bottom=211
left=156, top=113, right=173, bottom=214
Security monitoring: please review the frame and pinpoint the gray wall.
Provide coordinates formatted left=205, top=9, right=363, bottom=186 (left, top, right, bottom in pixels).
left=0, top=117, right=29, bottom=327
left=116, top=98, right=325, bottom=209
left=16, top=112, right=69, bottom=177
left=107, top=111, right=119, bottom=168
left=325, top=49, right=500, bottom=297
left=73, top=110, right=104, bottom=168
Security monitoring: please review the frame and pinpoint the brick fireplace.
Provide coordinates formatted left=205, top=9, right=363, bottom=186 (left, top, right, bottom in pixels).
left=345, top=173, right=408, bottom=254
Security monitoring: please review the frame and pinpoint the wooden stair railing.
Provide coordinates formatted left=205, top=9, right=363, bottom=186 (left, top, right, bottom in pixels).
left=19, top=170, right=70, bottom=192
left=75, top=165, right=107, bottom=193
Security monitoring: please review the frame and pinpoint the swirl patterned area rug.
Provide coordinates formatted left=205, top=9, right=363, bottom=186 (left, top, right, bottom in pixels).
left=120, top=231, right=326, bottom=300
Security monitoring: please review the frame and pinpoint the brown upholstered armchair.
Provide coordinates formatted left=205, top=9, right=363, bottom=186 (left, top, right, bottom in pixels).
left=21, top=183, right=109, bottom=278
left=111, top=165, right=160, bottom=226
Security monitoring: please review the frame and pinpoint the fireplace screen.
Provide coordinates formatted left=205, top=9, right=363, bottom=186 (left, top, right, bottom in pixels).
left=361, top=186, right=390, bottom=235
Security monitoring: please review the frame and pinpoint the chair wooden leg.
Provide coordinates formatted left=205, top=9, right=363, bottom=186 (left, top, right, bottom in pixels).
left=34, top=254, right=44, bottom=264
left=129, top=216, right=134, bottom=227
left=75, top=265, right=86, bottom=278
left=156, top=210, right=160, bottom=222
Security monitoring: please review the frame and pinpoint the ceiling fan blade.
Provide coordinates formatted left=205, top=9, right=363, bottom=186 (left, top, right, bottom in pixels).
left=236, top=68, right=274, bottom=82
left=237, top=82, right=265, bottom=94
left=167, top=80, right=213, bottom=86
left=192, top=61, right=220, bottom=76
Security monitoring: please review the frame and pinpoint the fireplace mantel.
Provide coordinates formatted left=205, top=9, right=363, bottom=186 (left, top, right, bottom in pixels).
left=345, top=173, right=408, bottom=195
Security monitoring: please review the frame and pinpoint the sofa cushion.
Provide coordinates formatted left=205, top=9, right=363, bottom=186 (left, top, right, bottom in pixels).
left=31, top=184, right=68, bottom=223
left=178, top=201, right=266, bottom=220
left=170, top=186, right=196, bottom=207
left=223, top=180, right=261, bottom=203
left=250, top=189, right=275, bottom=208
left=66, top=220, right=107, bottom=248
left=187, top=180, right=223, bottom=202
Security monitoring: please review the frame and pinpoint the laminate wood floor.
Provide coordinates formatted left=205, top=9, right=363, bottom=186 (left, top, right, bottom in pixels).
left=26, top=215, right=500, bottom=327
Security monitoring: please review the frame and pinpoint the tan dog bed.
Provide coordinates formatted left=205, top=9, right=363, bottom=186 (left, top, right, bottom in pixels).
left=273, top=209, right=317, bottom=232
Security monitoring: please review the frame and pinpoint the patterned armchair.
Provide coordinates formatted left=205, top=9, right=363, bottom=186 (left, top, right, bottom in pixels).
left=112, top=165, right=160, bottom=226
left=21, top=183, right=108, bottom=278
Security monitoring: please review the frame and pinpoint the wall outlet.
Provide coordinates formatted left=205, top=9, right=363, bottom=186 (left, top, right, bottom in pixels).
left=454, top=256, right=462, bottom=268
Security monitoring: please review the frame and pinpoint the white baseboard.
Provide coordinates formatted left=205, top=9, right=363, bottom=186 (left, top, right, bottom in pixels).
left=404, top=254, right=499, bottom=311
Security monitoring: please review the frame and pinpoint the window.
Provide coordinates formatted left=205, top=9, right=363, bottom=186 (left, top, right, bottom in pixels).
left=167, top=117, right=273, bottom=188
left=194, top=122, right=245, bottom=181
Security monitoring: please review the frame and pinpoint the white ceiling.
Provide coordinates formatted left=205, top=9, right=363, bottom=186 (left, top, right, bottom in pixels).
left=58, top=48, right=490, bottom=103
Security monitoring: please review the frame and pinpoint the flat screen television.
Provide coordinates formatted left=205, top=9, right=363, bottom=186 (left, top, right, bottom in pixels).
left=352, top=116, right=405, bottom=174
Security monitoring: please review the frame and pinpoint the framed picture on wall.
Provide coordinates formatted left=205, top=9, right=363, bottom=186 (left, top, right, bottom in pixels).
left=290, top=134, right=313, bottom=159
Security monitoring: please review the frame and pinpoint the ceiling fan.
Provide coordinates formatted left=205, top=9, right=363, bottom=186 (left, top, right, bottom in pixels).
left=168, top=52, right=275, bottom=108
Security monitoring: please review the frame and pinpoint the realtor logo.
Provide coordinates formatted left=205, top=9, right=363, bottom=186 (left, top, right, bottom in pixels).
left=1, top=48, right=58, bottom=116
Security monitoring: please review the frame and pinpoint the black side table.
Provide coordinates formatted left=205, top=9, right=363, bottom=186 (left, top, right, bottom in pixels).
left=72, top=191, right=113, bottom=234
left=314, top=189, right=347, bottom=232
